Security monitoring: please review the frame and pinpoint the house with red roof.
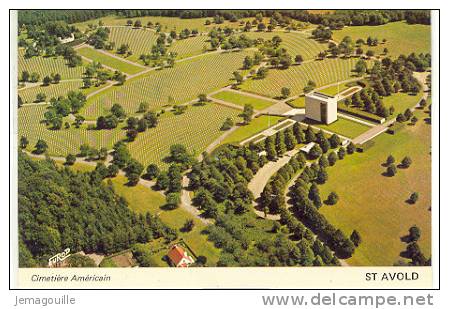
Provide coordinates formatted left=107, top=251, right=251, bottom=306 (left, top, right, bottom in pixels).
left=167, top=245, right=195, bottom=267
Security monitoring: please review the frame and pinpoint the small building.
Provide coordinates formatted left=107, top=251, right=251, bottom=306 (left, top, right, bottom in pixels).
left=300, top=142, right=316, bottom=154
left=167, top=245, right=194, bottom=267
left=305, top=92, right=338, bottom=125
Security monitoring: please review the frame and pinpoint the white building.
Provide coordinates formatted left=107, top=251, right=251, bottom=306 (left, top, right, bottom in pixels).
left=305, top=92, right=338, bottom=125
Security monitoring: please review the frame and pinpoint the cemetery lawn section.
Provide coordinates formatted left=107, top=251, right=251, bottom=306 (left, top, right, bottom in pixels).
left=77, top=47, right=144, bottom=75
left=332, top=21, right=431, bottom=58
left=211, top=90, right=275, bottom=110
left=305, top=117, right=371, bottom=139
left=318, top=109, right=431, bottom=265
left=221, top=115, right=285, bottom=145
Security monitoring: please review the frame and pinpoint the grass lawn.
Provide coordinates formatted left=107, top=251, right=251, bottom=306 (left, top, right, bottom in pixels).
left=77, top=47, right=144, bottom=75
left=382, top=91, right=422, bottom=117
left=318, top=84, right=349, bottom=97
left=318, top=109, right=431, bottom=265
left=110, top=175, right=220, bottom=266
left=221, top=115, right=285, bottom=145
left=304, top=117, right=371, bottom=139
left=211, top=90, right=275, bottom=110
left=287, top=96, right=305, bottom=108
left=332, top=21, right=431, bottom=58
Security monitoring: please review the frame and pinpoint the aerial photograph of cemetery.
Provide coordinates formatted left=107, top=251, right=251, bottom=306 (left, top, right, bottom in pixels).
left=16, top=9, right=432, bottom=268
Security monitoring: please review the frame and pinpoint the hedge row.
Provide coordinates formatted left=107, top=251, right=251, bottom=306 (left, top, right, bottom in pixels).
left=338, top=105, right=385, bottom=124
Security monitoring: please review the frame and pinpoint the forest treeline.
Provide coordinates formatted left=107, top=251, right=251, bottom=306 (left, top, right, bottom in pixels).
left=18, top=10, right=430, bottom=27
left=18, top=152, right=176, bottom=267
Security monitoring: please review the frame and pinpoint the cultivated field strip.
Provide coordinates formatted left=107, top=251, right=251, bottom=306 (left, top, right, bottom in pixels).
left=108, top=27, right=158, bottom=61
left=245, top=31, right=327, bottom=61
left=19, top=80, right=84, bottom=103
left=168, top=35, right=209, bottom=58
left=81, top=50, right=251, bottom=119
left=18, top=49, right=85, bottom=81
left=240, top=58, right=359, bottom=98
left=128, top=103, right=240, bottom=167
left=18, top=104, right=126, bottom=156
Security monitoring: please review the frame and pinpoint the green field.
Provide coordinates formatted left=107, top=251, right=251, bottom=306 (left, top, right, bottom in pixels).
left=318, top=109, right=431, bottom=265
left=111, top=175, right=220, bottom=265
left=211, top=90, right=275, bottom=110
left=287, top=96, right=305, bottom=108
left=18, top=104, right=126, bottom=156
left=318, top=84, right=350, bottom=96
left=77, top=47, right=144, bottom=75
left=240, top=57, right=359, bottom=98
left=382, top=91, right=422, bottom=117
left=81, top=50, right=251, bottom=119
left=332, top=21, right=431, bottom=58
left=128, top=103, right=240, bottom=167
left=18, top=49, right=85, bottom=81
left=245, top=31, right=327, bottom=61
left=304, top=117, right=371, bottom=139
left=221, top=115, right=285, bottom=145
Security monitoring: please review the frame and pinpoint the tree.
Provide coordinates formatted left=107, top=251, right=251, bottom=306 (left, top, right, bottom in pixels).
left=220, top=117, right=234, bottom=131
left=240, top=104, right=254, bottom=125
left=408, top=225, right=421, bottom=242
left=295, top=54, right=303, bottom=64
left=165, top=192, right=181, bottom=210
left=386, top=154, right=395, bottom=166
left=197, top=93, right=208, bottom=103
left=126, top=129, right=138, bottom=142
left=138, top=102, right=149, bottom=113
left=145, top=163, right=160, bottom=180
left=350, top=230, right=362, bottom=247
left=281, top=87, right=291, bottom=99
left=309, top=144, right=322, bottom=159
left=347, top=142, right=356, bottom=154
left=182, top=219, right=195, bottom=232
left=65, top=153, right=76, bottom=165
left=327, top=191, right=339, bottom=205
left=401, top=156, right=412, bottom=168
left=20, top=136, right=29, bottom=149
left=233, top=71, right=243, bottom=84
left=337, top=147, right=346, bottom=160
left=396, top=113, right=406, bottom=122
left=386, top=164, right=397, bottom=176
left=409, top=192, right=419, bottom=204
left=410, top=116, right=418, bottom=125
left=328, top=152, right=338, bottom=166
left=329, top=134, right=340, bottom=149
left=53, top=73, right=61, bottom=84
left=42, top=76, right=52, bottom=86
left=34, top=139, right=48, bottom=154
left=404, top=108, right=413, bottom=120
left=36, top=93, right=46, bottom=103
left=111, top=103, right=126, bottom=119
left=134, top=20, right=142, bottom=28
